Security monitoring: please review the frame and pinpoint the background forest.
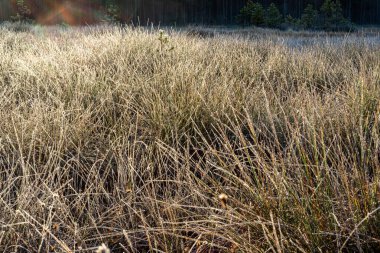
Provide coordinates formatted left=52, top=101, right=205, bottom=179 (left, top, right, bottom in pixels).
left=1, top=0, right=380, bottom=26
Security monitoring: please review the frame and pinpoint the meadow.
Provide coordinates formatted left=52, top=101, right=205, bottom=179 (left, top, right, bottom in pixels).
left=0, top=24, right=379, bottom=252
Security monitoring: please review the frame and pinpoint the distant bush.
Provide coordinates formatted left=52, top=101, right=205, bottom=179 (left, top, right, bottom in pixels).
left=185, top=28, right=215, bottom=38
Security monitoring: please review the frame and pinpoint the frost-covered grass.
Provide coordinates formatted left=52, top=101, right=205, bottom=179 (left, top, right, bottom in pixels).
left=0, top=24, right=380, bottom=252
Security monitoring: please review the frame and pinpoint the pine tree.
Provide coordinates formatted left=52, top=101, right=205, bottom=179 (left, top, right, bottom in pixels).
left=321, top=0, right=349, bottom=30
left=265, top=3, right=283, bottom=28
left=301, top=4, right=318, bottom=29
left=250, top=2, right=265, bottom=26
left=237, top=1, right=265, bottom=26
left=237, top=0, right=255, bottom=25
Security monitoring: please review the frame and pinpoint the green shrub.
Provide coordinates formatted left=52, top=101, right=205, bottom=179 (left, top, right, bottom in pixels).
left=265, top=3, right=283, bottom=28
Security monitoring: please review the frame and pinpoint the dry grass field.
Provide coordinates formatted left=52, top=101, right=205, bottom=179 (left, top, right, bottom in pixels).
left=0, top=24, right=380, bottom=252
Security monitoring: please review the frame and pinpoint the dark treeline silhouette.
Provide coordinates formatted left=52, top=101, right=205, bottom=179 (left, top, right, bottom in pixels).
left=1, top=0, right=380, bottom=25
left=119, top=0, right=380, bottom=25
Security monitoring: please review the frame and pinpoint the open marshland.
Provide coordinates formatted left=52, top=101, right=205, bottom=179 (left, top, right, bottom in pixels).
left=0, top=25, right=380, bottom=252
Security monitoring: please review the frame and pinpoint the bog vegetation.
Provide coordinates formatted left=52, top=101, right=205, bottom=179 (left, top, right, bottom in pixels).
left=0, top=25, right=380, bottom=252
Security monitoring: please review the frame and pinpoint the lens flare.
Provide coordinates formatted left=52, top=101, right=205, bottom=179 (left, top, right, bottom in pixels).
left=38, top=0, right=104, bottom=25
left=8, top=0, right=106, bottom=25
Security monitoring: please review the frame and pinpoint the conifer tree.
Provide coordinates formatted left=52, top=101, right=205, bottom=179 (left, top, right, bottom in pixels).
left=265, top=3, right=283, bottom=28
left=321, top=0, right=348, bottom=30
left=301, top=4, right=318, bottom=29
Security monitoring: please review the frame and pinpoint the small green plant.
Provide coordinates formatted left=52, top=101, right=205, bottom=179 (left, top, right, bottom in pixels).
left=301, top=4, right=319, bottom=29
left=158, top=29, right=169, bottom=51
left=265, top=3, right=283, bottom=28
left=157, top=29, right=174, bottom=53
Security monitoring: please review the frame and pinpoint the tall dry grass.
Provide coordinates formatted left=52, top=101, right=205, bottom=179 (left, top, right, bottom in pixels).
left=0, top=24, right=379, bottom=252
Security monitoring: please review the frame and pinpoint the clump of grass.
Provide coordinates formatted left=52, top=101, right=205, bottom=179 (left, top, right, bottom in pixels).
left=0, top=25, right=379, bottom=252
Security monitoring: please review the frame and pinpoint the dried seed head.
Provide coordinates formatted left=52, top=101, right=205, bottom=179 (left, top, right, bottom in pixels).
left=218, top=193, right=228, bottom=209
left=218, top=193, right=228, bottom=201
left=52, top=223, right=60, bottom=231
left=230, top=243, right=239, bottom=253
left=96, top=243, right=110, bottom=253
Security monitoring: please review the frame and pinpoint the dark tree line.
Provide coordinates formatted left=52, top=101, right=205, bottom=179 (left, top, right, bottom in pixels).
left=1, top=0, right=380, bottom=25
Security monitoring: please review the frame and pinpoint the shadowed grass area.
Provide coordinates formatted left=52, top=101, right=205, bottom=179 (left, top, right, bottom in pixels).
left=0, top=24, right=379, bottom=252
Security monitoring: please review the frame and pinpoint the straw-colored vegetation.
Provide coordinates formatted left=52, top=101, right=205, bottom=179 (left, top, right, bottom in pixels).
left=0, top=25, right=379, bottom=252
